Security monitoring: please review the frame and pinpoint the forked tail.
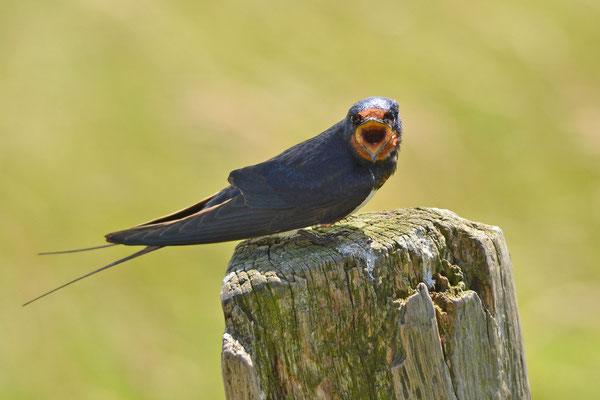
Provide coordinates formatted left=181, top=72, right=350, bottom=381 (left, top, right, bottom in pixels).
left=23, top=245, right=163, bottom=306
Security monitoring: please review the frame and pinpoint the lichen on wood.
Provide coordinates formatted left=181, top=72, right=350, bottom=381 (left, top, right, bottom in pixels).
left=220, top=208, right=530, bottom=400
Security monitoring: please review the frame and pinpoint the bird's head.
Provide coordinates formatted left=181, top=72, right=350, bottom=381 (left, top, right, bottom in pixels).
left=345, top=97, right=402, bottom=164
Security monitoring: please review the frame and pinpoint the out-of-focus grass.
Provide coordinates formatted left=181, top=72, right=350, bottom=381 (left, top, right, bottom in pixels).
left=1, top=1, right=598, bottom=398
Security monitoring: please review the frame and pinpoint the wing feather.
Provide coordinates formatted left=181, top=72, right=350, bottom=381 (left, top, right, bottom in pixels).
left=106, top=124, right=375, bottom=246
left=105, top=190, right=363, bottom=246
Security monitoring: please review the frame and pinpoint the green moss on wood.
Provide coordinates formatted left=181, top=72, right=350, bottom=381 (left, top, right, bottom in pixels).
left=221, top=208, right=530, bottom=400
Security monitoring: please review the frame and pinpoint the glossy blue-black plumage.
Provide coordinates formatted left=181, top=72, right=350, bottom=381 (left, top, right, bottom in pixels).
left=105, top=97, right=402, bottom=246
left=23, top=97, right=403, bottom=305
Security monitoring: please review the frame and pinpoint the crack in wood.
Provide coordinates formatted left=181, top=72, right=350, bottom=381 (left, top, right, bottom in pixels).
left=221, top=208, right=531, bottom=400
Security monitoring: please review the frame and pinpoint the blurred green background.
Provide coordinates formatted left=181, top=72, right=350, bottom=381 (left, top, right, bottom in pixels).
left=2, top=0, right=599, bottom=398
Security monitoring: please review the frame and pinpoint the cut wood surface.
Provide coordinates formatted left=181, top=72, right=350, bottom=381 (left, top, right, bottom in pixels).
left=221, top=208, right=530, bottom=400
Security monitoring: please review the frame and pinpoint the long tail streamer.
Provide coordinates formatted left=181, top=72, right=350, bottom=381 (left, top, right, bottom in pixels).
left=23, top=246, right=163, bottom=306
left=38, top=243, right=118, bottom=255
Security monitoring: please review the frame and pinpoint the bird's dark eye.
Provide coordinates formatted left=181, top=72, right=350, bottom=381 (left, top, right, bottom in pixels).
left=384, top=111, right=395, bottom=120
left=351, top=114, right=362, bottom=125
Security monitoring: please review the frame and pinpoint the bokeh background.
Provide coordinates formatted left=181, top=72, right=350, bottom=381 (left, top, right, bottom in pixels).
left=2, top=0, right=599, bottom=398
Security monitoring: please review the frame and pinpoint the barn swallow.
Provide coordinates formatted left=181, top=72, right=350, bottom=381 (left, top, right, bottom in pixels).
left=24, top=96, right=402, bottom=305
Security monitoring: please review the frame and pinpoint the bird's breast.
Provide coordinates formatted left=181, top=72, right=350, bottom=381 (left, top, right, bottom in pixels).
left=349, top=189, right=377, bottom=215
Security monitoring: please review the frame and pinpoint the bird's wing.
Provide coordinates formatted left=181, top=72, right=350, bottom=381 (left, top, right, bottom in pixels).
left=106, top=127, right=375, bottom=246
left=105, top=173, right=372, bottom=247
left=134, top=185, right=241, bottom=226
left=228, top=163, right=373, bottom=210
left=105, top=193, right=349, bottom=246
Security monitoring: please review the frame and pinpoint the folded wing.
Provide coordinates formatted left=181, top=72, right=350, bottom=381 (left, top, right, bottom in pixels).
left=106, top=126, right=375, bottom=246
left=105, top=182, right=370, bottom=246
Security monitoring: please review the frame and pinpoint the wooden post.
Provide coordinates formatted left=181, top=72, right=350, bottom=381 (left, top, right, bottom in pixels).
left=220, top=208, right=530, bottom=399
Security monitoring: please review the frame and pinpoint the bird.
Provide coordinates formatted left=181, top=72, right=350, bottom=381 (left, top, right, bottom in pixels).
left=24, top=96, right=403, bottom=306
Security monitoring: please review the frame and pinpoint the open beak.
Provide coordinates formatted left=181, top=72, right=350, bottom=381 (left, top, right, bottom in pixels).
left=354, top=119, right=394, bottom=163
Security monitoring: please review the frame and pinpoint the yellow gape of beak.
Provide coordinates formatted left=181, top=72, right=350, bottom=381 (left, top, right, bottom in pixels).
left=352, top=120, right=394, bottom=163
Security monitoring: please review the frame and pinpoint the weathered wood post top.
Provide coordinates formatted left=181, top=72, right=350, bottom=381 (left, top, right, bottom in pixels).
left=221, top=207, right=530, bottom=399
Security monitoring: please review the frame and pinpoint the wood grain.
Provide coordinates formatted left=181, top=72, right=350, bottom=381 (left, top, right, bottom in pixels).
left=221, top=208, right=530, bottom=399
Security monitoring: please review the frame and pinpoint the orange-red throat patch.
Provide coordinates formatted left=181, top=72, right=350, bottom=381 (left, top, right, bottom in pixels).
left=351, top=120, right=398, bottom=163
